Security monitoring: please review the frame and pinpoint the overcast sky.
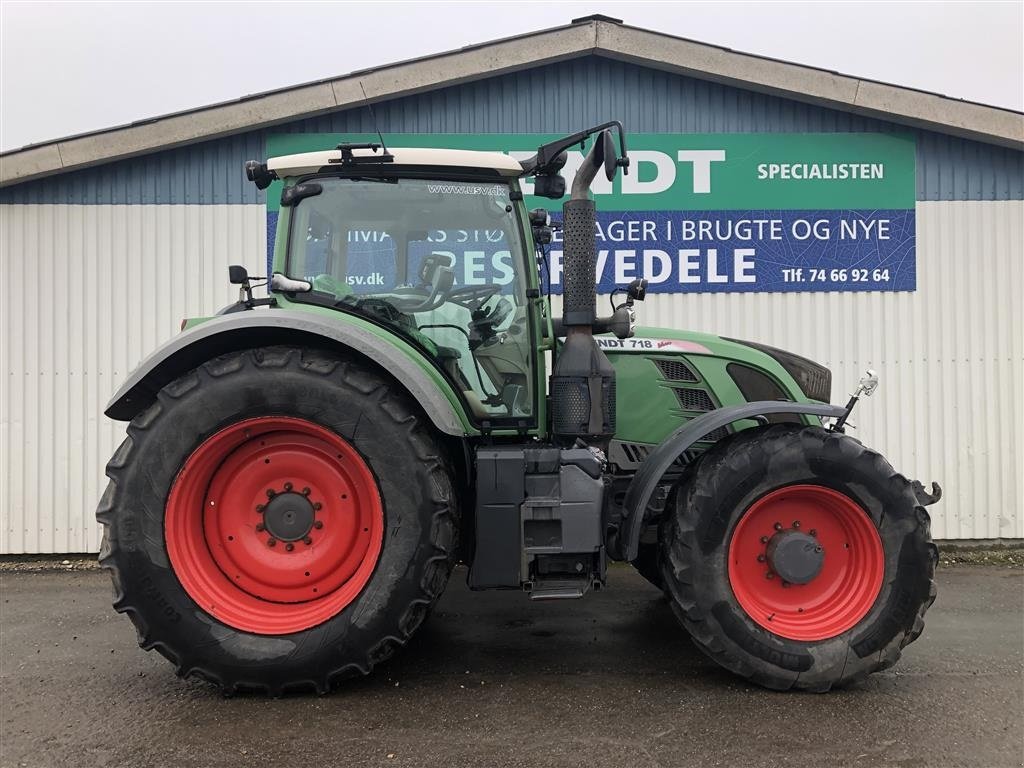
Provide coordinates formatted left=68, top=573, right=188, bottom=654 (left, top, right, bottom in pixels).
left=1, top=1, right=1021, bottom=152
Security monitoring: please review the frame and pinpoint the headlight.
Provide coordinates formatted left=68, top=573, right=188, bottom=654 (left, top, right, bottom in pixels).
left=727, top=339, right=832, bottom=403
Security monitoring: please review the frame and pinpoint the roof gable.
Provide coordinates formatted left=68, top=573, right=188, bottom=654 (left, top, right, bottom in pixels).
left=2, top=17, right=1021, bottom=187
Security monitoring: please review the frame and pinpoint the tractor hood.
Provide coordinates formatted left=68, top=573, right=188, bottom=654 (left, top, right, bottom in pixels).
left=601, top=325, right=833, bottom=447
left=604, top=325, right=831, bottom=404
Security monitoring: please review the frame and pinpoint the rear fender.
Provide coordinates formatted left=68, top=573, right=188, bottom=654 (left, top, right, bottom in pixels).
left=105, top=309, right=470, bottom=436
left=612, top=401, right=847, bottom=561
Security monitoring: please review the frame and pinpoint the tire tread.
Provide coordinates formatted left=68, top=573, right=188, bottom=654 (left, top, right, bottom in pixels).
left=660, top=424, right=937, bottom=691
left=97, top=347, right=459, bottom=695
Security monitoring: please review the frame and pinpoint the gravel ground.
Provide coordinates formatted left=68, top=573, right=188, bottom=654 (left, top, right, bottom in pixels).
left=1, top=564, right=1022, bottom=768
left=2, top=545, right=1020, bottom=573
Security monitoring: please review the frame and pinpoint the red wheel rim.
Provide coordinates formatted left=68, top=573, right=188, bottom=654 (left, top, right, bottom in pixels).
left=165, top=417, right=384, bottom=635
left=727, top=485, right=884, bottom=641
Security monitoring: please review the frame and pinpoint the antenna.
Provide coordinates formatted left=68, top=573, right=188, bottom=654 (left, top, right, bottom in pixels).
left=359, top=80, right=388, bottom=155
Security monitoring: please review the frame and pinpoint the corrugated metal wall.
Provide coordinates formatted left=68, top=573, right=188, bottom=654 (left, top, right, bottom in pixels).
left=2, top=200, right=1019, bottom=550
left=1, top=55, right=1022, bottom=551
left=555, top=199, right=1024, bottom=541
left=0, top=205, right=266, bottom=553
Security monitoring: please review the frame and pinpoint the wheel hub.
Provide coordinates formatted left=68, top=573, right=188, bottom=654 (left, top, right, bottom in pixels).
left=164, top=416, right=385, bottom=635
left=262, top=492, right=315, bottom=542
left=727, top=484, right=885, bottom=641
left=766, top=530, right=824, bottom=584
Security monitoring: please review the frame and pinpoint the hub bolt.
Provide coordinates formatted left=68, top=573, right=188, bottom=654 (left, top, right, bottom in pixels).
left=313, top=520, right=324, bottom=530
left=284, top=482, right=293, bottom=492
left=255, top=523, right=265, bottom=532
left=314, top=502, right=322, bottom=511
left=303, top=536, right=313, bottom=545
left=267, top=538, right=277, bottom=547
left=266, top=489, right=276, bottom=498
left=781, top=580, right=790, bottom=588
left=766, top=572, right=775, bottom=579
left=773, top=522, right=783, bottom=531
left=302, top=487, right=311, bottom=496
left=809, top=529, right=817, bottom=537
left=285, top=543, right=295, bottom=552
left=760, top=536, right=769, bottom=544
left=256, top=504, right=265, bottom=513
left=757, top=554, right=766, bottom=563
left=792, top=521, right=801, bottom=529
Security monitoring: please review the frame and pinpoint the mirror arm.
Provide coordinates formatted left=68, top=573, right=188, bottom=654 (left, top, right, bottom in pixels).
left=521, top=121, right=630, bottom=177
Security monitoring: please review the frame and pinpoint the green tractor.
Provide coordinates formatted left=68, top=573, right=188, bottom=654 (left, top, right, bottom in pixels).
left=98, top=123, right=940, bottom=694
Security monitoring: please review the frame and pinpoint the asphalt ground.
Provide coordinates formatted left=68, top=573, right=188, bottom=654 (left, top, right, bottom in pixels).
left=1, top=564, right=1021, bottom=768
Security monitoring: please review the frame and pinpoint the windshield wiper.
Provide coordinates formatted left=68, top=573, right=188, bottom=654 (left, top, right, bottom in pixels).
left=344, top=176, right=398, bottom=184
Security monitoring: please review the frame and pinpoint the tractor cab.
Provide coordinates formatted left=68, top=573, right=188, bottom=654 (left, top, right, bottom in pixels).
left=257, top=146, right=545, bottom=424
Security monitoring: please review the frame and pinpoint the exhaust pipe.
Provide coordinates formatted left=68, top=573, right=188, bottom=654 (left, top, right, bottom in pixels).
left=550, top=132, right=619, bottom=446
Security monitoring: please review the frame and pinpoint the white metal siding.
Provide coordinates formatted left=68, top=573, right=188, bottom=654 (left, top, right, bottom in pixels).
left=1, top=200, right=1021, bottom=552
left=1, top=205, right=266, bottom=553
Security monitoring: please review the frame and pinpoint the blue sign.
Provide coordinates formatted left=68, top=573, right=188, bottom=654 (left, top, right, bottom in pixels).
left=544, top=209, right=915, bottom=293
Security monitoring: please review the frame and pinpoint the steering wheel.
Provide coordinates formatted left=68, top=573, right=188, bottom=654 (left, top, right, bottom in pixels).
left=448, top=284, right=501, bottom=311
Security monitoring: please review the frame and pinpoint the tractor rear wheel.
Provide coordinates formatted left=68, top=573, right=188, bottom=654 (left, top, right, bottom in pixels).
left=660, top=423, right=937, bottom=691
left=96, top=347, right=458, bottom=694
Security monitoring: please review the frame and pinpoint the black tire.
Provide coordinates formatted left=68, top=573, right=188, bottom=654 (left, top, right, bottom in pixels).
left=96, top=346, right=458, bottom=695
left=660, top=423, right=937, bottom=691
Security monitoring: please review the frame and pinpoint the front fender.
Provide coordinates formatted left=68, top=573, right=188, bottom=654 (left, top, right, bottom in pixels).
left=105, top=309, right=471, bottom=436
left=612, top=400, right=847, bottom=561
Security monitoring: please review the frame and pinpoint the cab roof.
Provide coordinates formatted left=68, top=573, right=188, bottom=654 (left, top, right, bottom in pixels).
left=267, top=147, right=526, bottom=178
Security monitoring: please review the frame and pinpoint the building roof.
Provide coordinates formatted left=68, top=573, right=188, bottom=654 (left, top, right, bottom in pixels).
left=2, top=15, right=1021, bottom=187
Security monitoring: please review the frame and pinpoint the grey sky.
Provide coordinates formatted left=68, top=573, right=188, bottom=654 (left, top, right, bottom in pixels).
left=1, top=0, right=1021, bottom=152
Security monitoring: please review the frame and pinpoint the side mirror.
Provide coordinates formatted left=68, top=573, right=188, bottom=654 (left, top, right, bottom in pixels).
left=228, top=265, right=249, bottom=285
left=601, top=130, right=618, bottom=182
left=533, top=173, right=566, bottom=199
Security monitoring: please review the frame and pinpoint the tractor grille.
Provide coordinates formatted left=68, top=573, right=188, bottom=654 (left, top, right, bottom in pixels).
left=619, top=442, right=650, bottom=463
left=654, top=359, right=699, bottom=382
left=673, top=387, right=715, bottom=412
left=611, top=440, right=705, bottom=470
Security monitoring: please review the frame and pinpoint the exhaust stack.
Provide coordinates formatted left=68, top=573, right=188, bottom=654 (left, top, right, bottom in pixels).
left=550, top=131, right=621, bottom=446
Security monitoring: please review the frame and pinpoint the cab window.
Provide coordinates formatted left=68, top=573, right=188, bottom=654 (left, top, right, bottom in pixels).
left=286, top=177, right=534, bottom=420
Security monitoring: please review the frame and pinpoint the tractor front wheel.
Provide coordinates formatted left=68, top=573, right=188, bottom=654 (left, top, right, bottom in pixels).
left=97, top=347, right=458, bottom=694
left=660, top=424, right=937, bottom=691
